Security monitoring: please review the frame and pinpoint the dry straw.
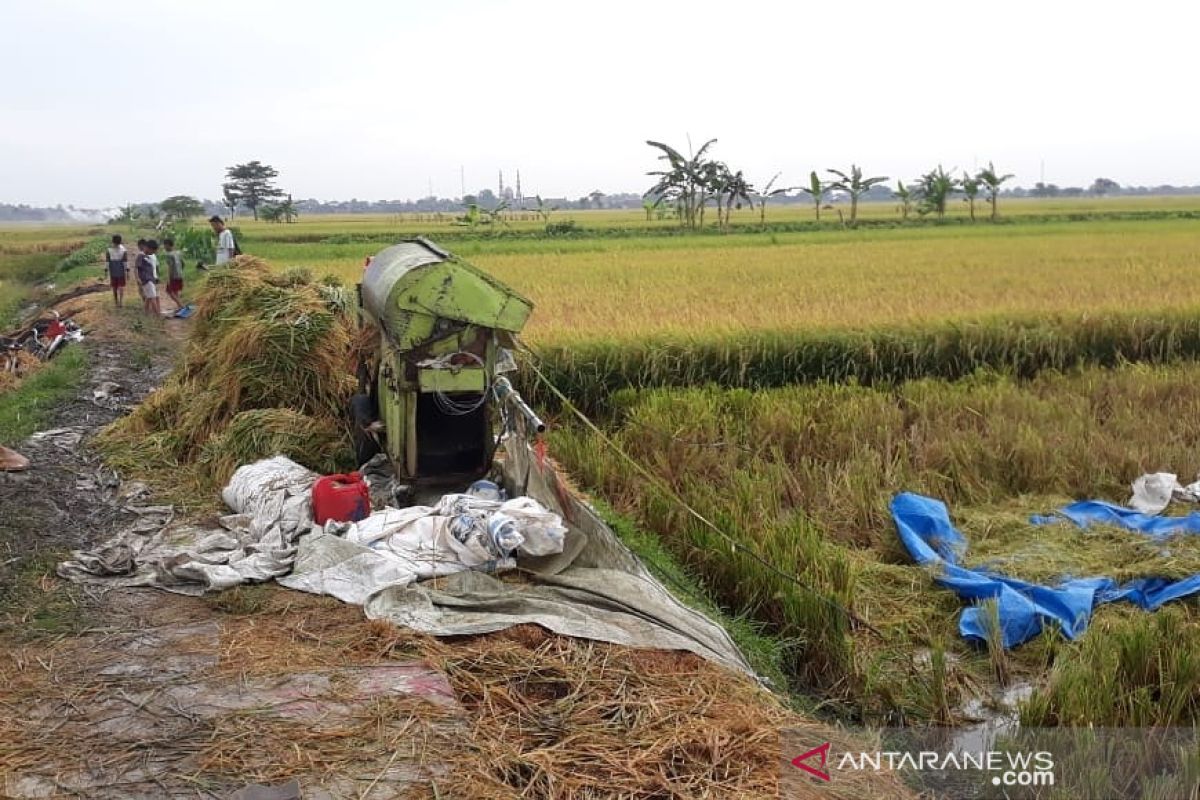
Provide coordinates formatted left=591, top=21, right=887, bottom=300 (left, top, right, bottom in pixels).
left=96, top=257, right=358, bottom=492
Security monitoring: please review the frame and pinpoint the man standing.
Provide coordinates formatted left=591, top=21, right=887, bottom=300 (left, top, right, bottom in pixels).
left=209, top=215, right=238, bottom=267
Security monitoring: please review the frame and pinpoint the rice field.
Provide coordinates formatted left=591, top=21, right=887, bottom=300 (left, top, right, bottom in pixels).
left=232, top=194, right=1200, bottom=240
left=0, top=225, right=97, bottom=327
left=549, top=366, right=1200, bottom=724
left=13, top=197, right=1200, bottom=733
left=244, top=218, right=1200, bottom=345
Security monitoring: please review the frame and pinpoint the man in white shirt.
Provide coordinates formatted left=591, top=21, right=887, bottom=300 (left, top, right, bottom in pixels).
left=209, top=215, right=238, bottom=266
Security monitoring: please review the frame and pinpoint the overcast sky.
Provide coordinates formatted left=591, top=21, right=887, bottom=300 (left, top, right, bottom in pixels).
left=2, top=0, right=1196, bottom=207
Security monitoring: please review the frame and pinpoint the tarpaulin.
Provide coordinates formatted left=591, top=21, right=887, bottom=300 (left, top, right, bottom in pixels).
left=891, top=492, right=1200, bottom=648
left=1032, top=500, right=1200, bottom=537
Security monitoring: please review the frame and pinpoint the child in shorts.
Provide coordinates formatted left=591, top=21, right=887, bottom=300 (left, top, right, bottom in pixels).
left=136, top=240, right=161, bottom=316
left=162, top=237, right=185, bottom=310
left=104, top=234, right=128, bottom=307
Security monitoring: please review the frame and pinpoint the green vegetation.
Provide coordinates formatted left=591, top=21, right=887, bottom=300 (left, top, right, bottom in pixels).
left=12, top=197, right=1200, bottom=734
left=522, top=311, right=1200, bottom=415
left=547, top=364, right=1200, bottom=721
left=0, top=346, right=86, bottom=442
left=591, top=498, right=794, bottom=694
left=1022, top=609, right=1200, bottom=727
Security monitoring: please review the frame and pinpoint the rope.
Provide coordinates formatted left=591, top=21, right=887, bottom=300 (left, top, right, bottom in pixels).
left=519, top=348, right=882, bottom=637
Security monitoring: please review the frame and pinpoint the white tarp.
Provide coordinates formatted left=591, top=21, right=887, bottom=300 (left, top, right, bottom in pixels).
left=60, top=441, right=753, bottom=675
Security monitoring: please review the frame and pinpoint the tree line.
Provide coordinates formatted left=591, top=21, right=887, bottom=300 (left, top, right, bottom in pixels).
left=644, top=138, right=1024, bottom=228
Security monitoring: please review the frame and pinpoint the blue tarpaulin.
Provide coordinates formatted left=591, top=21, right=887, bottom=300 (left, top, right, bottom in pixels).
left=891, top=492, right=1200, bottom=648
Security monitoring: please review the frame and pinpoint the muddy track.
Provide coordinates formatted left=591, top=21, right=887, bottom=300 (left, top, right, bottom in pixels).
left=0, top=315, right=174, bottom=599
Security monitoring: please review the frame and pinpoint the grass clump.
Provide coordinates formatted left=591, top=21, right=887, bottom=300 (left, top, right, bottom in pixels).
left=1020, top=608, right=1200, bottom=727
left=0, top=346, right=86, bottom=442
left=96, top=257, right=357, bottom=491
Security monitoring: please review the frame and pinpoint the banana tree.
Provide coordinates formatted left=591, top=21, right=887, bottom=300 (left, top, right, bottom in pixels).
left=799, top=171, right=826, bottom=221
left=711, top=166, right=754, bottom=231
left=644, top=137, right=718, bottom=230
left=826, top=165, right=888, bottom=227
left=754, top=172, right=793, bottom=225
left=960, top=173, right=981, bottom=222
left=915, top=165, right=959, bottom=218
left=894, top=180, right=914, bottom=220
left=277, top=194, right=299, bottom=224
left=641, top=196, right=663, bottom=221
left=977, top=162, right=1015, bottom=222
left=482, top=199, right=511, bottom=229
left=533, top=195, right=559, bottom=227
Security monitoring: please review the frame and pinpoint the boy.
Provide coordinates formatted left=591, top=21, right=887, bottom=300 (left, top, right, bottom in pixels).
left=104, top=234, right=128, bottom=307
left=136, top=240, right=162, bottom=316
left=209, top=215, right=237, bottom=267
left=134, top=239, right=148, bottom=303
left=162, top=237, right=185, bottom=310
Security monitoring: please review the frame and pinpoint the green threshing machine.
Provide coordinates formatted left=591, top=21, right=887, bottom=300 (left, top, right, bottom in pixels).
left=353, top=238, right=544, bottom=487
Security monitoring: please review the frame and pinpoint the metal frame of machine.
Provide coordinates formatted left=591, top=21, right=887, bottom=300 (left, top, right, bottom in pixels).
left=353, top=238, right=535, bottom=486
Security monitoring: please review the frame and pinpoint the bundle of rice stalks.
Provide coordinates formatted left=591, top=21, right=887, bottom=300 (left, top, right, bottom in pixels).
left=200, top=408, right=347, bottom=485
left=97, top=259, right=358, bottom=494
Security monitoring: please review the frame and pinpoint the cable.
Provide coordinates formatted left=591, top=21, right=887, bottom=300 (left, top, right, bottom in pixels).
left=427, top=351, right=489, bottom=416
left=519, top=346, right=882, bottom=637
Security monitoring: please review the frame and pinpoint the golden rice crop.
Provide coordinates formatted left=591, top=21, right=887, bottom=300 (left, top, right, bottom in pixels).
left=548, top=363, right=1200, bottom=722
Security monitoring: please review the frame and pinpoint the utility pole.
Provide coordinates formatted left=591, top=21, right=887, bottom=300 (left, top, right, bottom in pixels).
left=460, top=165, right=465, bottom=199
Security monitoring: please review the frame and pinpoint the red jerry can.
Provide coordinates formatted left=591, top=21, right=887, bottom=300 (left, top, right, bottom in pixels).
left=312, top=472, right=371, bottom=524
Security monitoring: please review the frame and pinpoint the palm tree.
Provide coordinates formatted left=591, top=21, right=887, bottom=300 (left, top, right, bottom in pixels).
left=826, top=165, right=888, bottom=227
left=754, top=172, right=793, bottom=225
left=977, top=162, right=1015, bottom=221
left=914, top=165, right=959, bottom=218
left=894, top=181, right=914, bottom=220
left=799, top=171, right=826, bottom=221
left=960, top=173, right=981, bottom=222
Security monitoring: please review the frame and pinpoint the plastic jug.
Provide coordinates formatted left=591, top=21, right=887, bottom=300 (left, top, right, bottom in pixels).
left=312, top=472, right=371, bottom=524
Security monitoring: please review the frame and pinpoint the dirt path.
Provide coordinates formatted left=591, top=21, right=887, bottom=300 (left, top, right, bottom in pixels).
left=0, top=296, right=460, bottom=798
left=0, top=299, right=174, bottom=594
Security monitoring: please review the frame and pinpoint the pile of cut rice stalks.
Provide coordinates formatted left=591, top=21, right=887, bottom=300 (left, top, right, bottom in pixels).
left=96, top=259, right=369, bottom=496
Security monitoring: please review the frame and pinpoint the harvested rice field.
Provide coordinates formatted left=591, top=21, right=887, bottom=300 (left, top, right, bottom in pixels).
left=6, top=197, right=1200, bottom=797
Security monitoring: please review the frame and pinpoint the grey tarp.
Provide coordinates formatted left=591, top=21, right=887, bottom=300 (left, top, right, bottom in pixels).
left=349, top=431, right=753, bottom=675
left=60, top=438, right=753, bottom=676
